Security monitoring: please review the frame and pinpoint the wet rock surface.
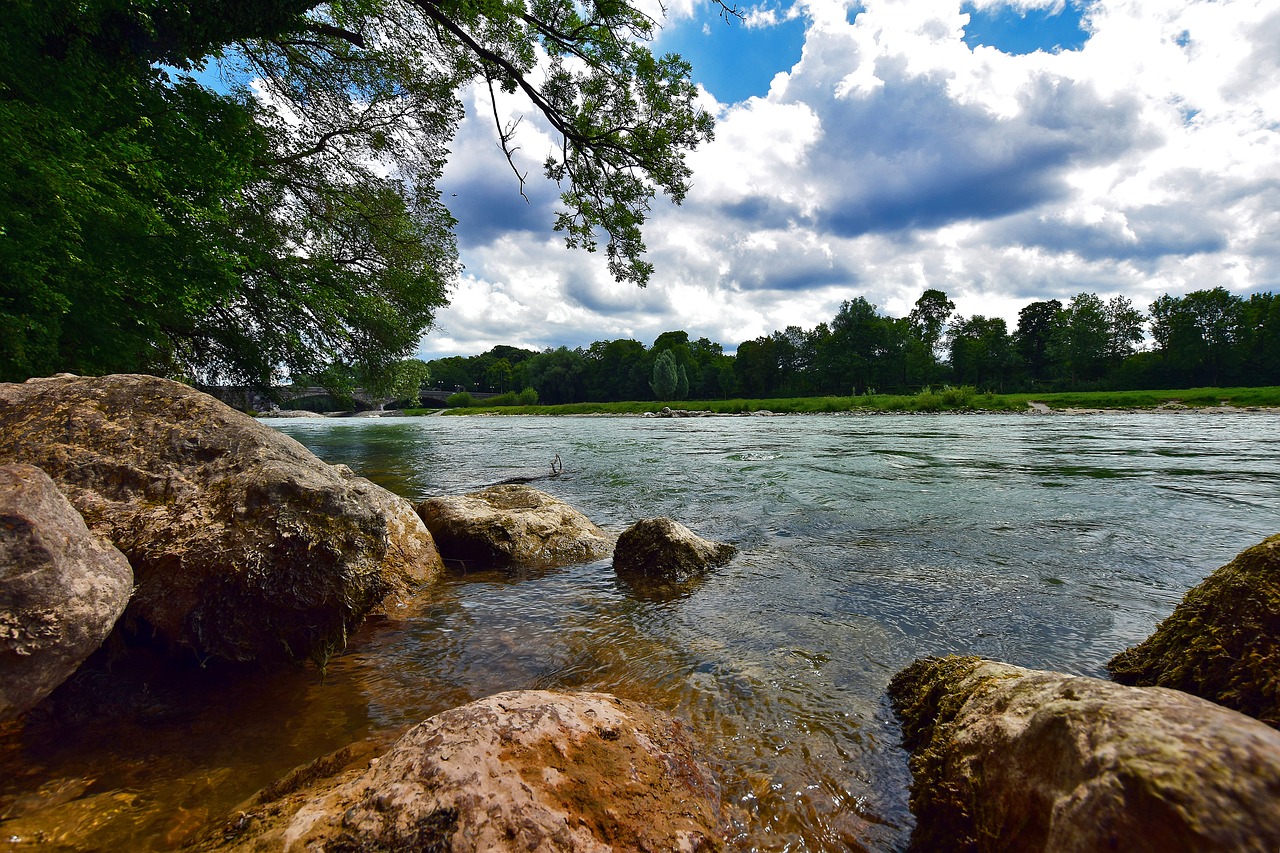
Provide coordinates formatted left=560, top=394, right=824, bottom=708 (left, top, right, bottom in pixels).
left=201, top=690, right=725, bottom=852
left=1108, top=533, right=1280, bottom=727
left=0, top=374, right=443, bottom=663
left=613, top=517, right=734, bottom=583
left=0, top=464, right=132, bottom=720
left=416, top=484, right=610, bottom=570
left=888, top=655, right=1280, bottom=852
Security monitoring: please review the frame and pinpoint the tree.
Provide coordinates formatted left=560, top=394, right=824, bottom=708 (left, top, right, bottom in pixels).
left=675, top=364, right=689, bottom=399
left=818, top=297, right=885, bottom=395
left=2, top=0, right=717, bottom=386
left=734, top=337, right=778, bottom=397
left=527, top=346, right=585, bottom=404
left=1014, top=300, right=1063, bottom=384
left=485, top=358, right=514, bottom=393
left=1050, top=293, right=1109, bottom=384
left=1102, top=296, right=1146, bottom=366
left=1149, top=289, right=1246, bottom=385
left=908, top=289, right=955, bottom=386
left=1242, top=293, right=1280, bottom=385
left=385, top=358, right=432, bottom=403
left=948, top=315, right=1014, bottom=390
left=651, top=350, right=678, bottom=400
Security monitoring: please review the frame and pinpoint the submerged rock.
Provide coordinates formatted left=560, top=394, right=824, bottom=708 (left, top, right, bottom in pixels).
left=1108, top=533, right=1280, bottom=727
left=613, top=517, right=734, bottom=583
left=888, top=655, right=1280, bottom=852
left=0, top=374, right=442, bottom=664
left=203, top=690, right=725, bottom=852
left=416, top=484, right=610, bottom=570
left=0, top=464, right=132, bottom=720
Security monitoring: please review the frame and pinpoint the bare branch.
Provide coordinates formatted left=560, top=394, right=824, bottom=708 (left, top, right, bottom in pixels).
left=486, top=73, right=530, bottom=203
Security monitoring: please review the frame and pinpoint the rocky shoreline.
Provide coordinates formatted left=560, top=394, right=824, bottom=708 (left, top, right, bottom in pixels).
left=3, top=373, right=1280, bottom=850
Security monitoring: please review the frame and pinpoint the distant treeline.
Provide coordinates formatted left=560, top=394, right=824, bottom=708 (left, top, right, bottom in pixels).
left=425, top=287, right=1280, bottom=404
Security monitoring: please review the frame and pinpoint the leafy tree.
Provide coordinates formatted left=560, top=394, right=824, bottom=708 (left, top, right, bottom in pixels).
left=651, top=349, right=678, bottom=400
left=485, top=358, right=514, bottom=393
left=1242, top=293, right=1280, bottom=385
left=527, top=347, right=585, bottom=404
left=948, top=315, right=1014, bottom=390
left=908, top=289, right=955, bottom=385
left=1050, top=293, right=1109, bottom=383
left=818, top=297, right=884, bottom=395
left=2, top=0, right=716, bottom=386
left=583, top=338, right=647, bottom=401
left=384, top=358, right=432, bottom=403
left=1102, top=296, right=1146, bottom=366
left=734, top=336, right=778, bottom=397
left=689, top=337, right=726, bottom=398
left=1014, top=300, right=1063, bottom=384
left=675, top=363, right=689, bottom=399
left=1149, top=288, right=1246, bottom=385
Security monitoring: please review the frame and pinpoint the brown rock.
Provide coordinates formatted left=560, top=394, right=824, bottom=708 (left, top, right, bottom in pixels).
left=416, top=484, right=610, bottom=570
left=613, top=517, right=734, bottom=582
left=202, top=690, right=725, bottom=852
left=0, top=374, right=442, bottom=664
left=888, top=655, right=1280, bottom=852
left=1, top=464, right=132, bottom=719
left=1108, top=533, right=1280, bottom=727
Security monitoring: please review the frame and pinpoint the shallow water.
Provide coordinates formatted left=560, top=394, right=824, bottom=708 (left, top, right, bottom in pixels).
left=2, top=412, right=1277, bottom=850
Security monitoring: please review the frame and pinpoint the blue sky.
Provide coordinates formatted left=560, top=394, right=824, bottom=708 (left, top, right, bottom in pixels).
left=412, top=0, right=1280, bottom=357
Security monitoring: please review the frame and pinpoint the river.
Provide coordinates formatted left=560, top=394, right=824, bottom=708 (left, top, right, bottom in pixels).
left=2, top=412, right=1277, bottom=851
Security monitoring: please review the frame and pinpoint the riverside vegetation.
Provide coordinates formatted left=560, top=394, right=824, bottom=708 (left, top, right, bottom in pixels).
left=405, top=384, right=1280, bottom=417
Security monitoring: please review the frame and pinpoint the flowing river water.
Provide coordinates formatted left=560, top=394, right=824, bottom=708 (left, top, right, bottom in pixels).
left=2, top=412, right=1278, bottom=851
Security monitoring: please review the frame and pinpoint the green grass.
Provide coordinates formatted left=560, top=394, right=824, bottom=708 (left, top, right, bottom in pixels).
left=403, top=385, right=1280, bottom=417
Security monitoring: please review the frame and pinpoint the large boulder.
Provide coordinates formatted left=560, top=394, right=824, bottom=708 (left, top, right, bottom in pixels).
left=1108, top=533, right=1280, bottom=727
left=888, top=655, right=1280, bottom=852
left=1, top=464, right=133, bottom=719
left=416, top=484, right=610, bottom=570
left=0, top=374, right=443, bottom=663
left=613, top=517, right=734, bottom=582
left=202, top=690, right=725, bottom=852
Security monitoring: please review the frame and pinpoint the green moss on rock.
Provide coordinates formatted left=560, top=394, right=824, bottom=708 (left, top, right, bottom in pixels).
left=888, top=656, right=1021, bottom=851
left=887, top=656, right=1280, bottom=852
left=1107, top=533, right=1280, bottom=728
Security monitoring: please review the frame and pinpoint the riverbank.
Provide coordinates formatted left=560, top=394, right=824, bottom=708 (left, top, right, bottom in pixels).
left=387, top=385, right=1280, bottom=418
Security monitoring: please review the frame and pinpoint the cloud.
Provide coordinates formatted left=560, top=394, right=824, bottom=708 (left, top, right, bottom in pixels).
left=420, top=0, right=1280, bottom=359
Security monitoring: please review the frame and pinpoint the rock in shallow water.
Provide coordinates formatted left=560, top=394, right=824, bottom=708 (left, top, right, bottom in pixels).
left=1108, top=533, right=1280, bottom=728
left=0, top=464, right=132, bottom=720
left=0, top=374, right=443, bottom=664
left=888, top=655, right=1280, bottom=852
left=613, top=517, right=734, bottom=583
left=202, top=690, right=725, bottom=852
left=416, top=484, right=610, bottom=570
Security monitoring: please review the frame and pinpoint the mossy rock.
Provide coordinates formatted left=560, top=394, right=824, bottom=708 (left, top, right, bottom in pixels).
left=612, top=517, right=735, bottom=583
left=1107, top=533, right=1280, bottom=727
left=888, top=655, right=1280, bottom=852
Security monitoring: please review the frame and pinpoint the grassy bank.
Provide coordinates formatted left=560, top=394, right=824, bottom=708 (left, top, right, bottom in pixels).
left=402, top=385, right=1280, bottom=417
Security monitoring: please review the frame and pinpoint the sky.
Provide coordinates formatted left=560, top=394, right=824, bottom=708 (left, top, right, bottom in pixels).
left=427, top=0, right=1280, bottom=358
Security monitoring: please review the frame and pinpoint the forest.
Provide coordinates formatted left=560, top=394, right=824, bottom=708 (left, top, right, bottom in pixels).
left=423, top=287, right=1280, bottom=405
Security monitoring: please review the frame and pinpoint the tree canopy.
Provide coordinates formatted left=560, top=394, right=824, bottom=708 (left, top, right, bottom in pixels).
left=1, top=0, right=716, bottom=387
left=418, top=285, right=1280, bottom=408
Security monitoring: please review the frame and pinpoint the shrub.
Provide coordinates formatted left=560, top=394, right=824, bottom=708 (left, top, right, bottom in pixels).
left=517, top=387, right=539, bottom=405
left=939, top=385, right=975, bottom=407
left=446, top=391, right=477, bottom=408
